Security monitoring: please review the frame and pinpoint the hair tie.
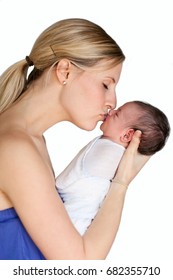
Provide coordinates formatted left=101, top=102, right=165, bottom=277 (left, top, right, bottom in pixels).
left=25, top=56, right=34, bottom=67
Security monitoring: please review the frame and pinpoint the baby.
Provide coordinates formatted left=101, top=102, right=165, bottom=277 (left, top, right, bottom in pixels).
left=56, top=100, right=170, bottom=235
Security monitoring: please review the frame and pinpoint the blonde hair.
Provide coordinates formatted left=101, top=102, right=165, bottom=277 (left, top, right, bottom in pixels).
left=0, top=18, right=125, bottom=113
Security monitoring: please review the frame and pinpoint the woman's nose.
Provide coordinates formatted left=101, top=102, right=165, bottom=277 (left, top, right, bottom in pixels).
left=110, top=90, right=117, bottom=109
left=107, top=98, right=116, bottom=112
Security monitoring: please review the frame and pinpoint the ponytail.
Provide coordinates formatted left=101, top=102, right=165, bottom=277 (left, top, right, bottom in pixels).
left=0, top=59, right=29, bottom=113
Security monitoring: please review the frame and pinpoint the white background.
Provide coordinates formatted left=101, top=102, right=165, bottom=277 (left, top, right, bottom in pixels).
left=0, top=0, right=173, bottom=266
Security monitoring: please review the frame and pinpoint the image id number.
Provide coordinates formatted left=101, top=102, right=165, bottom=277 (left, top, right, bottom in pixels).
left=106, top=266, right=160, bottom=276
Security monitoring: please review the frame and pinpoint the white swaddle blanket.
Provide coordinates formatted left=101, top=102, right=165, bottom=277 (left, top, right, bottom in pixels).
left=56, top=136, right=125, bottom=235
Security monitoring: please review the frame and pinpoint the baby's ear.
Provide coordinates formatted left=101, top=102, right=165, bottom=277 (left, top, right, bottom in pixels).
left=120, top=128, right=135, bottom=143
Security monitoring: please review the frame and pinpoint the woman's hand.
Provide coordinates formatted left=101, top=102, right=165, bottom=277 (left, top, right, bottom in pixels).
left=114, top=130, right=151, bottom=187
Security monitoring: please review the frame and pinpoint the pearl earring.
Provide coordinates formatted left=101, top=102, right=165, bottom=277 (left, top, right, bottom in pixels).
left=63, top=81, right=67, bottom=85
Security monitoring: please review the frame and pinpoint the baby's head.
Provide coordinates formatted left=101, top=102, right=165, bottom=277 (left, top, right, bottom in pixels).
left=100, top=100, right=170, bottom=155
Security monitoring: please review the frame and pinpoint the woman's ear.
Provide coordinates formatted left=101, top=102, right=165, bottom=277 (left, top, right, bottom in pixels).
left=55, top=59, right=71, bottom=85
left=120, top=128, right=135, bottom=143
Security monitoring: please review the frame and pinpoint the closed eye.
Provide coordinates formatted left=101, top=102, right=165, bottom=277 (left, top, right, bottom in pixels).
left=103, top=83, right=108, bottom=90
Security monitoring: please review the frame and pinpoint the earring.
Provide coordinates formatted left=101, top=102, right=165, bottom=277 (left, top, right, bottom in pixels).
left=63, top=81, right=67, bottom=85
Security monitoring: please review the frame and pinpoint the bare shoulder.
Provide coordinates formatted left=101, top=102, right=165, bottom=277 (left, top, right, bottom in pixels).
left=0, top=131, right=40, bottom=208
left=0, top=131, right=38, bottom=173
left=0, top=130, right=55, bottom=194
left=0, top=129, right=59, bottom=214
left=0, top=129, right=33, bottom=160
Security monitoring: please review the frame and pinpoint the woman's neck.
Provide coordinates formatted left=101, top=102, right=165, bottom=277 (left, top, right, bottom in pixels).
left=0, top=85, right=67, bottom=137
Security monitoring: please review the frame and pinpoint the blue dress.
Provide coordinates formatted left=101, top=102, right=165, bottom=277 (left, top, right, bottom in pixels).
left=0, top=208, right=45, bottom=260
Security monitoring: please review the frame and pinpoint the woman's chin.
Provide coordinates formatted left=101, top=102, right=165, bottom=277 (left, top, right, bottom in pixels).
left=82, top=122, right=98, bottom=131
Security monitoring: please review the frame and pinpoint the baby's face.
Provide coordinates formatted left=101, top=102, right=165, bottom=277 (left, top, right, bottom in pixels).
left=100, top=102, right=139, bottom=143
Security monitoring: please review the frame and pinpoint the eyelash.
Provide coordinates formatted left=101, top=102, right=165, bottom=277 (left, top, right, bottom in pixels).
left=103, top=83, right=108, bottom=90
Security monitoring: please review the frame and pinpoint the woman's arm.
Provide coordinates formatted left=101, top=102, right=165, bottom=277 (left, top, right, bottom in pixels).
left=83, top=131, right=151, bottom=258
left=0, top=131, right=150, bottom=259
left=113, top=130, right=151, bottom=186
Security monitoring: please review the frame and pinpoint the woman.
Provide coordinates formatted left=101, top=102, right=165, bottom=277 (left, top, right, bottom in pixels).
left=0, top=18, right=150, bottom=259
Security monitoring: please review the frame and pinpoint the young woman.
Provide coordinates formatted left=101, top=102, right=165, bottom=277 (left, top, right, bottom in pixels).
left=0, top=18, right=150, bottom=260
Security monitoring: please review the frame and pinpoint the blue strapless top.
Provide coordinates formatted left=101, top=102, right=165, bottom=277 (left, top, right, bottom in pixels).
left=0, top=208, right=45, bottom=260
